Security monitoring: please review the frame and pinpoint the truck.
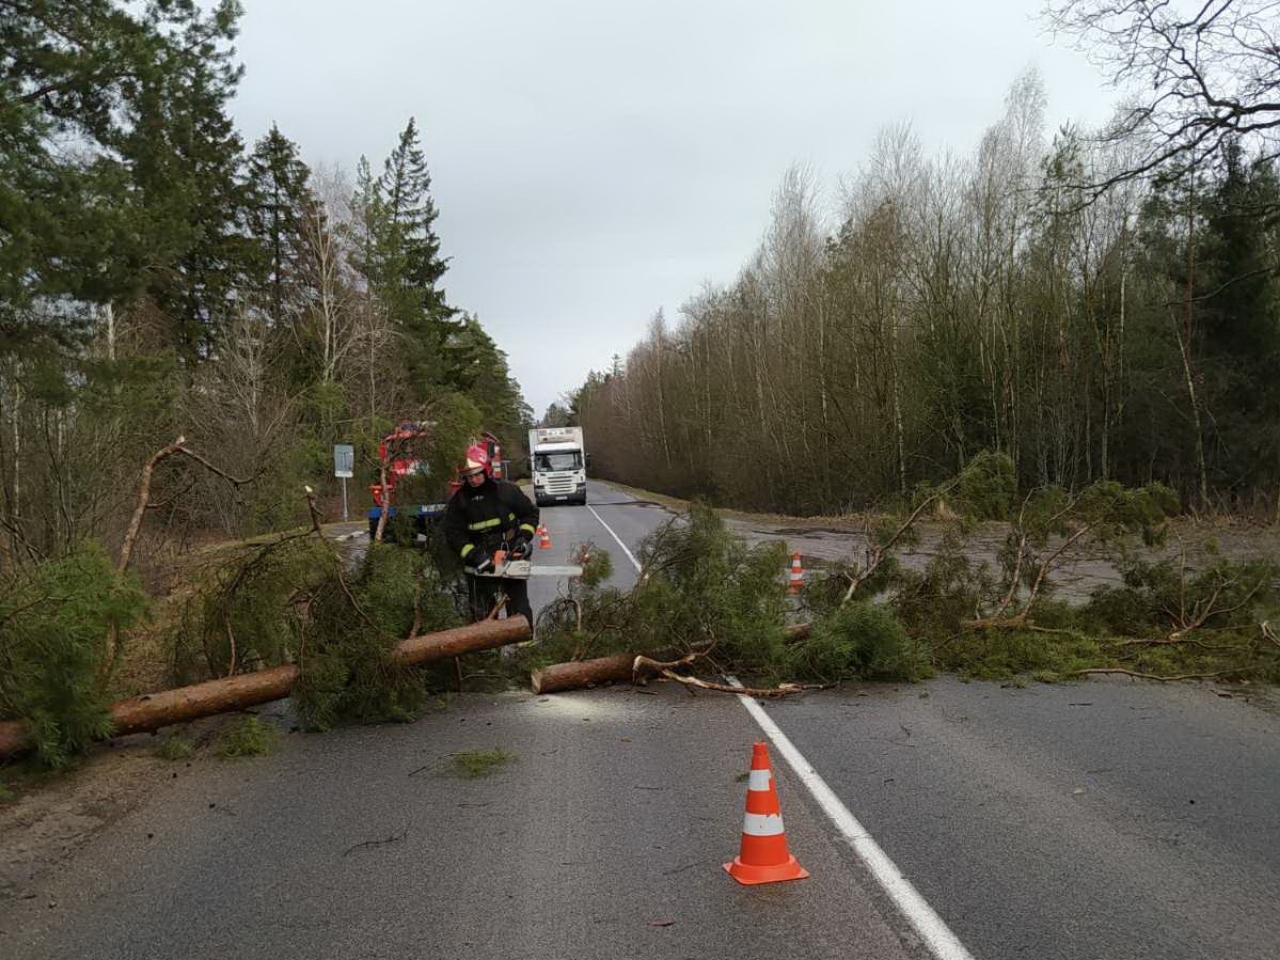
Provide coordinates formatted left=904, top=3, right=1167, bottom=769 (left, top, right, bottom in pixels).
left=528, top=426, right=587, bottom=506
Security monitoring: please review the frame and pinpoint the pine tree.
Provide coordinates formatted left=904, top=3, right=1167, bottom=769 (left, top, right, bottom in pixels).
left=449, top=315, right=530, bottom=437
left=246, top=124, right=317, bottom=327
left=1196, top=143, right=1280, bottom=496
left=116, top=15, right=254, bottom=363
left=351, top=118, right=461, bottom=398
left=1, top=1, right=251, bottom=358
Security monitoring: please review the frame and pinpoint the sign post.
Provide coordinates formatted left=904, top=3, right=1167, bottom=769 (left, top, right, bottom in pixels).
left=333, top=443, right=355, bottom=521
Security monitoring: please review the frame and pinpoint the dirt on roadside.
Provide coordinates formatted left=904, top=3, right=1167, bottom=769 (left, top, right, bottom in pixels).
left=0, top=744, right=176, bottom=905
left=597, top=479, right=1280, bottom=592
left=0, top=709, right=261, bottom=908
left=721, top=512, right=1280, bottom=604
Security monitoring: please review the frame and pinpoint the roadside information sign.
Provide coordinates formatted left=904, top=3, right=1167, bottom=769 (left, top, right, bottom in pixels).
left=334, top=443, right=355, bottom=520
left=334, top=444, right=354, bottom=478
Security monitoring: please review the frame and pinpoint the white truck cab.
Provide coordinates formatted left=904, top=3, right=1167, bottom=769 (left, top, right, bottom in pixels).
left=528, top=426, right=587, bottom=506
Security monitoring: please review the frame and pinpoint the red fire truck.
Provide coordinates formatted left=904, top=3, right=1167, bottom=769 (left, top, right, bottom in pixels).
left=367, top=426, right=507, bottom=539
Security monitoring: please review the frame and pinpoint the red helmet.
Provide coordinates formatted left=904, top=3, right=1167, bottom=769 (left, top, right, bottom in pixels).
left=460, top=443, right=491, bottom=478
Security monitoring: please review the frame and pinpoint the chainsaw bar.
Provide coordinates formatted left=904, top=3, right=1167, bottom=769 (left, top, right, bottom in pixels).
left=472, top=560, right=583, bottom=579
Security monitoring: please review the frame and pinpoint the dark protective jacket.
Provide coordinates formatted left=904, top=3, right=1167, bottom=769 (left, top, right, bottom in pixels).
left=442, top=477, right=539, bottom=568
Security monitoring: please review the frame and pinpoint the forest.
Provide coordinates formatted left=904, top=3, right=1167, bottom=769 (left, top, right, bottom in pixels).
left=568, top=4, right=1280, bottom=517
left=1, top=1, right=530, bottom=577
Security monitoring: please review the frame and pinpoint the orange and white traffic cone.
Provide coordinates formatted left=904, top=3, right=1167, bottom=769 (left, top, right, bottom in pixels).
left=724, top=742, right=809, bottom=885
left=538, top=525, right=552, bottom=550
left=787, top=553, right=804, bottom=595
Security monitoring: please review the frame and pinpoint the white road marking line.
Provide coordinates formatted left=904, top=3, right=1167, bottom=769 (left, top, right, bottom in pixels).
left=586, top=504, right=642, bottom=572
left=728, top=680, right=977, bottom=960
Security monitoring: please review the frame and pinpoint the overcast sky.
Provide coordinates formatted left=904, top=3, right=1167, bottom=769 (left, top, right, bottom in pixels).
left=226, top=0, right=1120, bottom=420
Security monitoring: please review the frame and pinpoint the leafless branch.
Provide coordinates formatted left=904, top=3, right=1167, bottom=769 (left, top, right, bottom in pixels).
left=174, top=446, right=254, bottom=486
left=842, top=481, right=957, bottom=605
left=118, top=436, right=186, bottom=574
left=1076, top=667, right=1230, bottom=681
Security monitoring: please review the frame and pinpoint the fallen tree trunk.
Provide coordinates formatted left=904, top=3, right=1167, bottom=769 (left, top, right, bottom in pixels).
left=531, top=653, right=633, bottom=694
left=0, top=617, right=530, bottom=760
left=531, top=623, right=813, bottom=696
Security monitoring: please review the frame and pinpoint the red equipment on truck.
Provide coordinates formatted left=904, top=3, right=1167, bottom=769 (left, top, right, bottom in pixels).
left=367, top=424, right=509, bottom=540
left=479, top=431, right=505, bottom=480
left=367, top=422, right=437, bottom=540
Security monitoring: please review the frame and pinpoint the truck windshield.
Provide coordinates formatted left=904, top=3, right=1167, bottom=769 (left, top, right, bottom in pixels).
left=535, top=452, right=582, bottom=472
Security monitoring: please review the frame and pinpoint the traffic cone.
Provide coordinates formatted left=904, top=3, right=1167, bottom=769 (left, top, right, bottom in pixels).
left=538, top=525, right=552, bottom=550
left=724, top=742, right=809, bottom=885
left=787, top=553, right=804, bottom=595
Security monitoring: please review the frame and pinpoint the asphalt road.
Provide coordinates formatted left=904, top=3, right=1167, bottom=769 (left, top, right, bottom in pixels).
left=2, top=481, right=1278, bottom=959
left=525, top=481, right=669, bottom=612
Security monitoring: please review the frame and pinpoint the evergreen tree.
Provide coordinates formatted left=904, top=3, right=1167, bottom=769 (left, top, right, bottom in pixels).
left=352, top=118, right=461, bottom=398
left=1196, top=143, right=1280, bottom=497
left=246, top=123, right=317, bottom=328
left=349, top=155, right=383, bottom=281
left=541, top=402, right=572, bottom=428
left=449, top=315, right=531, bottom=438
left=1, top=1, right=249, bottom=355
left=115, top=10, right=254, bottom=362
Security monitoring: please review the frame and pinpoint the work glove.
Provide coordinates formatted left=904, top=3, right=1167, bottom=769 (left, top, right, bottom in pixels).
left=509, top=535, right=532, bottom=560
left=471, top=551, right=494, bottom=574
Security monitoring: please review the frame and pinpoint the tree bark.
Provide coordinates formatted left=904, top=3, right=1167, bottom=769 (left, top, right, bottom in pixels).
left=118, top=437, right=186, bottom=573
left=531, top=653, right=633, bottom=694
left=0, top=617, right=530, bottom=759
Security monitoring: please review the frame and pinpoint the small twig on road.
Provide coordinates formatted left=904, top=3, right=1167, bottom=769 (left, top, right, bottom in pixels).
left=342, top=832, right=407, bottom=857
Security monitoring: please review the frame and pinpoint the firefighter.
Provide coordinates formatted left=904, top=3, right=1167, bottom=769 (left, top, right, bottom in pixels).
left=442, top=442, right=540, bottom=628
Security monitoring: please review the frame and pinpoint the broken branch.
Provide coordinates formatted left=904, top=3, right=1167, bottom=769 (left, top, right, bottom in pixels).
left=1075, top=668, right=1230, bottom=682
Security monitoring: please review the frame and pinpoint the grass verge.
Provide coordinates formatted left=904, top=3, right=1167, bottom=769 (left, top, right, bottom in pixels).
left=450, top=748, right=515, bottom=778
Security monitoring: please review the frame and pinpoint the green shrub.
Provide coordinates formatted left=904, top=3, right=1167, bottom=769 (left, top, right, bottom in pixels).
left=1081, top=553, right=1280, bottom=681
left=891, top=529, right=994, bottom=638
left=935, top=621, right=1103, bottom=681
left=155, top=734, right=195, bottom=761
left=524, top=505, right=791, bottom=679
left=955, top=450, right=1017, bottom=521
left=0, top=544, right=148, bottom=768
left=450, top=748, right=514, bottom=778
left=215, top=715, right=278, bottom=758
left=573, top=541, right=613, bottom=588
left=790, top=602, right=930, bottom=683
left=292, top=543, right=462, bottom=729
left=173, top=536, right=328, bottom=683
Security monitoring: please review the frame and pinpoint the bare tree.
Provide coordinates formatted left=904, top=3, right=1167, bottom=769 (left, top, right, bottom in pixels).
left=300, top=166, right=386, bottom=390
left=1047, top=0, right=1280, bottom=196
left=183, top=311, right=296, bottom=535
left=762, top=165, right=826, bottom=501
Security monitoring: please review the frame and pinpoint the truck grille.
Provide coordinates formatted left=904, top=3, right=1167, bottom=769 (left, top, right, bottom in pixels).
left=545, top=477, right=578, bottom=494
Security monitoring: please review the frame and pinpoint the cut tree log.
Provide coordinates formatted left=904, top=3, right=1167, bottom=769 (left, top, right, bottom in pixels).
left=531, top=653, right=633, bottom=694
left=0, top=617, right=530, bottom=760
left=530, top=623, right=813, bottom=696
